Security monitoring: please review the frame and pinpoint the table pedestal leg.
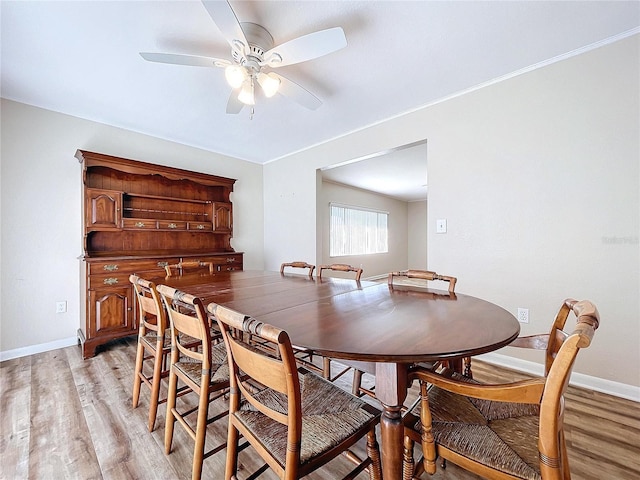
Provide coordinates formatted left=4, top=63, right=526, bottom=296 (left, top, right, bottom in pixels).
left=375, top=362, right=408, bottom=480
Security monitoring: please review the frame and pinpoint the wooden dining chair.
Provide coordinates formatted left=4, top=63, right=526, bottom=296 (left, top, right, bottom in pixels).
left=130, top=275, right=171, bottom=432
left=208, top=302, right=383, bottom=480
left=280, top=261, right=315, bottom=277
left=280, top=261, right=328, bottom=373
left=156, top=285, right=230, bottom=480
left=316, top=263, right=365, bottom=382
left=351, top=269, right=461, bottom=400
left=165, top=260, right=215, bottom=277
left=318, top=263, right=363, bottom=281
left=388, top=269, right=468, bottom=374
left=402, top=298, right=600, bottom=480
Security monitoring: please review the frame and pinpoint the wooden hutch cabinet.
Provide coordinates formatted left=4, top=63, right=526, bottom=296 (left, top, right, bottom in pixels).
left=76, top=150, right=243, bottom=358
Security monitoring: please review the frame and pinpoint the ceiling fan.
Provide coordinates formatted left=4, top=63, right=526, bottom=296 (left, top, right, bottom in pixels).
left=140, top=0, right=347, bottom=115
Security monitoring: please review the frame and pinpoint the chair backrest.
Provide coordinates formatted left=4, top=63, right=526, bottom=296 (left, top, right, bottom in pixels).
left=388, top=269, right=457, bottom=293
left=130, top=274, right=166, bottom=336
left=164, top=260, right=214, bottom=277
left=317, top=263, right=363, bottom=281
left=208, top=302, right=304, bottom=471
left=156, top=285, right=213, bottom=370
left=506, top=299, right=599, bottom=478
left=280, top=261, right=315, bottom=277
left=538, top=299, right=599, bottom=478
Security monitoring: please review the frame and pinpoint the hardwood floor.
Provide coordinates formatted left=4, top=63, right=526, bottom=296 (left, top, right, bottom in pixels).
left=1, top=337, right=639, bottom=479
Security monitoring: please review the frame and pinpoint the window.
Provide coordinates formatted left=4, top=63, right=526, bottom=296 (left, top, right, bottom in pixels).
left=330, top=204, right=388, bottom=256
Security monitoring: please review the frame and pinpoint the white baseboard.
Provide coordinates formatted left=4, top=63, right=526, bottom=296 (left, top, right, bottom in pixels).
left=478, top=352, right=640, bottom=403
left=364, top=274, right=388, bottom=281
left=0, top=336, right=78, bottom=362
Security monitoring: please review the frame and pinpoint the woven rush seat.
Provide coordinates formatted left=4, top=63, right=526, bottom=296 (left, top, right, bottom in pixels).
left=140, top=330, right=217, bottom=356
left=410, top=373, right=541, bottom=480
left=235, top=369, right=378, bottom=466
left=141, top=330, right=218, bottom=351
left=140, top=331, right=170, bottom=350
left=173, top=341, right=229, bottom=385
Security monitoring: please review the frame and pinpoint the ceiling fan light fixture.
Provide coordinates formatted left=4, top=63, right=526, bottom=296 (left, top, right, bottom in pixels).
left=225, top=65, right=247, bottom=89
left=257, top=72, right=280, bottom=98
left=238, top=78, right=255, bottom=105
left=140, top=1, right=345, bottom=113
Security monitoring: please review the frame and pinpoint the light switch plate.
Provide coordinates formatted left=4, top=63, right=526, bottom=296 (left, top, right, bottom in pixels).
left=436, top=219, right=447, bottom=233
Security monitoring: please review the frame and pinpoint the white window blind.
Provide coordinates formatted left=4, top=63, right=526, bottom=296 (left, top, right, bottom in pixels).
left=330, top=204, right=388, bottom=256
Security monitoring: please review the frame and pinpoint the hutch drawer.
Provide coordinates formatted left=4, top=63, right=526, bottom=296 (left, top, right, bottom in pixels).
left=188, top=221, right=213, bottom=232
left=158, top=221, right=187, bottom=230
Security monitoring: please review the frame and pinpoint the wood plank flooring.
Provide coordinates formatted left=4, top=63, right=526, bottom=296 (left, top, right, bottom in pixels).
left=1, top=337, right=639, bottom=479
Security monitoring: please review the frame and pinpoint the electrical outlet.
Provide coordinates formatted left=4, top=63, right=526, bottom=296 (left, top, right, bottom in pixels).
left=517, top=308, right=529, bottom=324
left=56, top=301, right=67, bottom=314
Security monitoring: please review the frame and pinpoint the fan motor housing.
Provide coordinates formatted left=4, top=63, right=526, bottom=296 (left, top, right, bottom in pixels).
left=233, top=22, right=274, bottom=64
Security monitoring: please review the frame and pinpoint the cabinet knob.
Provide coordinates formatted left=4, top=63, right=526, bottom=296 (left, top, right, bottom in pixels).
left=103, top=277, right=118, bottom=285
left=103, top=264, right=119, bottom=271
left=157, top=261, right=169, bottom=268
left=196, top=224, right=205, bottom=230
left=135, top=221, right=145, bottom=228
left=168, top=223, right=177, bottom=229
left=227, top=257, right=236, bottom=263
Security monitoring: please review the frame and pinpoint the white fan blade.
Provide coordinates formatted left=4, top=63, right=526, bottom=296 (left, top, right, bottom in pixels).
left=263, top=27, right=346, bottom=68
left=202, top=0, right=248, bottom=55
left=273, top=73, right=322, bottom=110
left=226, top=89, right=244, bottom=114
left=140, top=52, right=230, bottom=68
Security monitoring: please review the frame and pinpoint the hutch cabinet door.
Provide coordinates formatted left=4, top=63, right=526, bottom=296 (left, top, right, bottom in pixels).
left=213, top=202, right=232, bottom=232
left=87, top=286, right=134, bottom=337
left=85, top=188, right=121, bottom=230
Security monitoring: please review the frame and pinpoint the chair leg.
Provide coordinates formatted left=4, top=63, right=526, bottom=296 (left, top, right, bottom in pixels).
left=164, top=368, right=178, bottom=455
left=147, top=343, right=164, bottom=432
left=419, top=381, right=437, bottom=475
left=402, top=435, right=415, bottom=480
left=463, top=356, right=472, bottom=378
left=132, top=339, right=145, bottom=408
left=366, top=429, right=382, bottom=480
left=191, top=382, right=209, bottom=480
left=322, top=357, right=331, bottom=379
left=352, top=369, right=364, bottom=396
left=225, top=423, right=239, bottom=480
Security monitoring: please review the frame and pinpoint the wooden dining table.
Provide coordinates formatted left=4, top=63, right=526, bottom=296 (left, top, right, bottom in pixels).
left=155, top=270, right=520, bottom=480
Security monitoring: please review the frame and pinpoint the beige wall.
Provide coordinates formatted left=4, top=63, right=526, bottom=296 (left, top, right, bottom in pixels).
left=319, top=181, right=410, bottom=278
left=264, top=35, right=639, bottom=394
left=0, top=99, right=264, bottom=354
left=408, top=200, right=428, bottom=269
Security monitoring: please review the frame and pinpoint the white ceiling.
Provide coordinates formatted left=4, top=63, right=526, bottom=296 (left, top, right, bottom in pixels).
left=322, top=140, right=428, bottom=202
left=2, top=1, right=639, bottom=201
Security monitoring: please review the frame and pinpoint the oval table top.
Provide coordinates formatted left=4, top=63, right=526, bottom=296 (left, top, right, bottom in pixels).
left=158, top=270, right=520, bottom=364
